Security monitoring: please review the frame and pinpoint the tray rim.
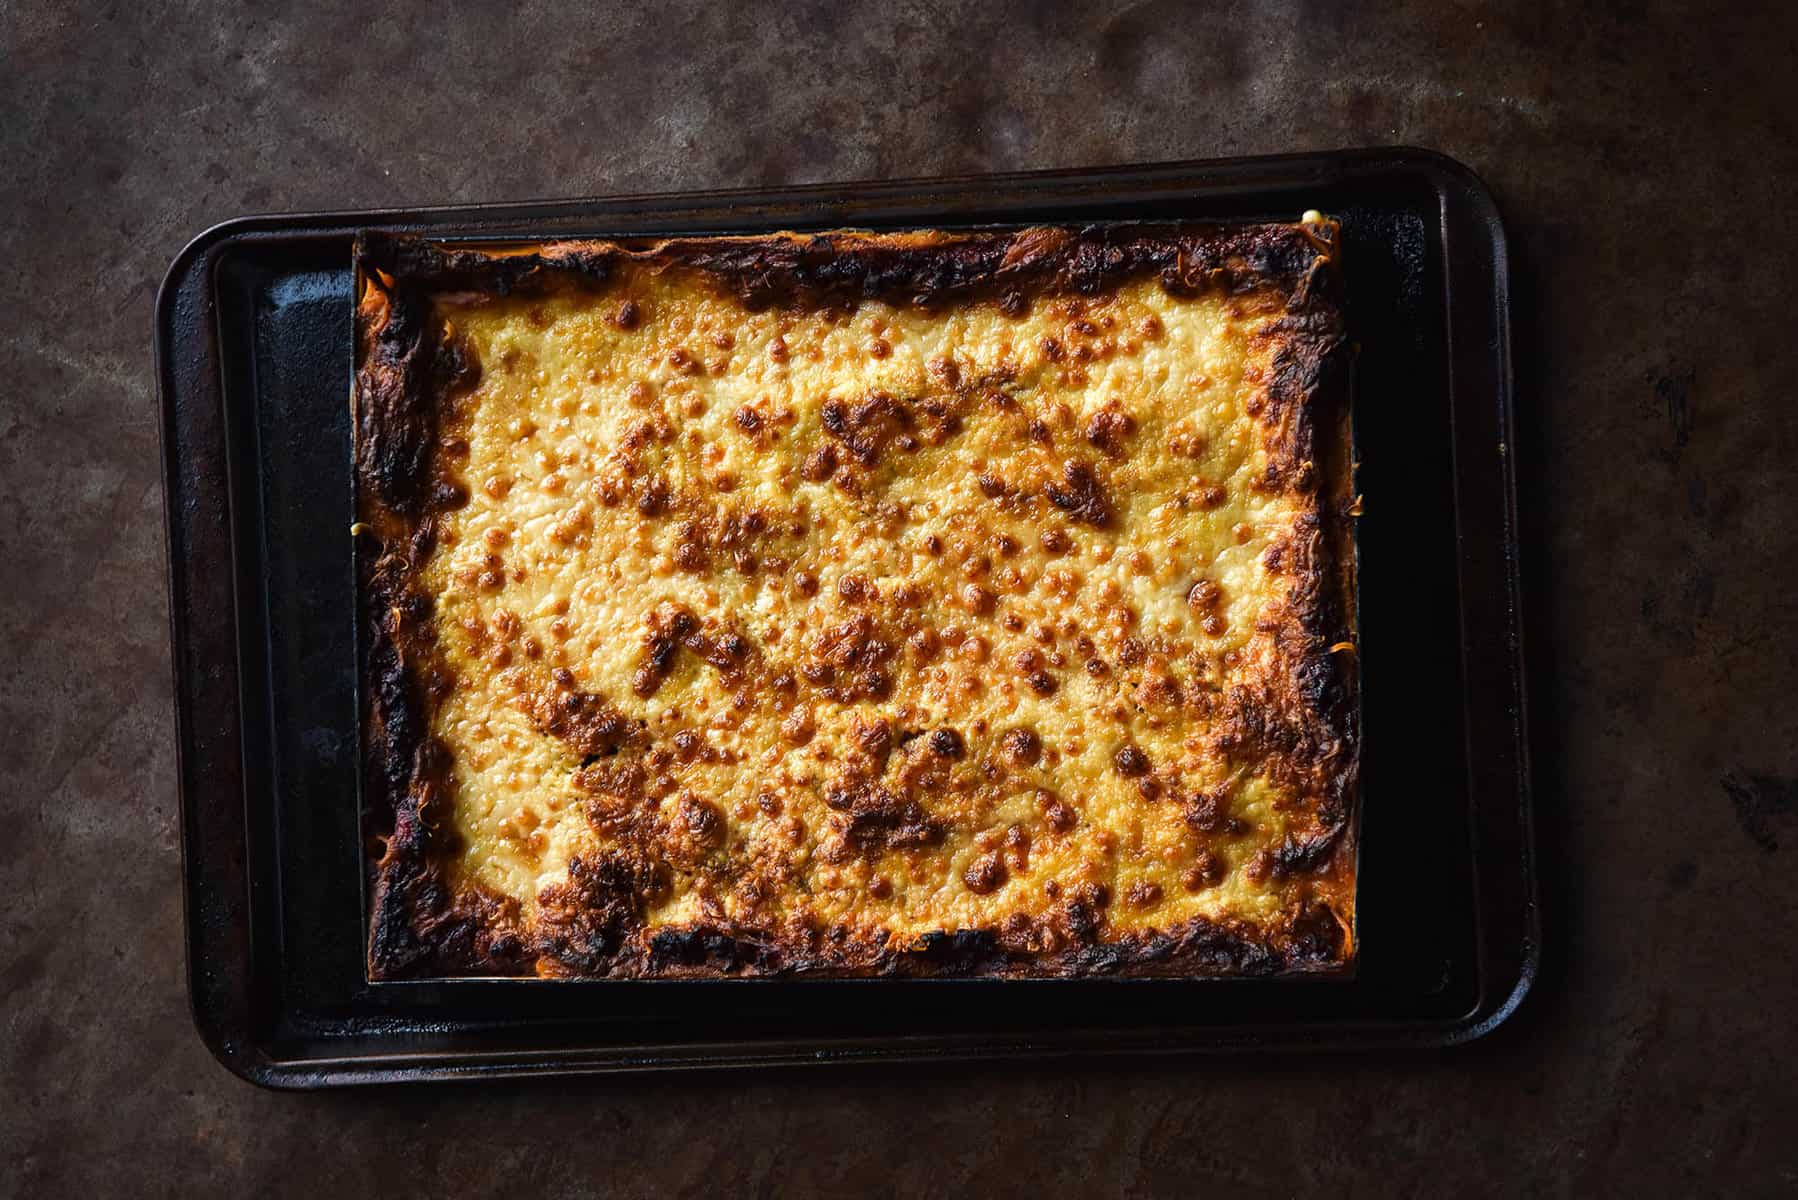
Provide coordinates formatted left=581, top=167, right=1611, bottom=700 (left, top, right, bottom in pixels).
left=157, top=145, right=1536, bottom=1088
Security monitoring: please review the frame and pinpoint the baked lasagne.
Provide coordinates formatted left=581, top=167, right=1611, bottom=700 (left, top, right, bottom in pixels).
left=355, top=218, right=1358, bottom=979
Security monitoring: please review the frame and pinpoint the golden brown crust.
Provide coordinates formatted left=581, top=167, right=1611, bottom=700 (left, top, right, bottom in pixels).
left=356, top=220, right=1357, bottom=981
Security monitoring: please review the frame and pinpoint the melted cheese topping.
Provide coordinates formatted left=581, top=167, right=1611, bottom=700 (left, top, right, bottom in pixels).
left=417, top=264, right=1326, bottom=951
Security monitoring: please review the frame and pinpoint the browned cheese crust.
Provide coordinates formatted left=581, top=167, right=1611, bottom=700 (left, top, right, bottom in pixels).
left=355, top=220, right=1357, bottom=980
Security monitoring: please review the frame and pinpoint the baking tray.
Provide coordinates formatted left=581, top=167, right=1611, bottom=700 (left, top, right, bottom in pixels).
left=158, top=148, right=1535, bottom=1087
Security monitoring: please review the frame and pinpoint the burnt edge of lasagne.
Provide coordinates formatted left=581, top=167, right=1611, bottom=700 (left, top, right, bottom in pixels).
left=355, top=221, right=1357, bottom=981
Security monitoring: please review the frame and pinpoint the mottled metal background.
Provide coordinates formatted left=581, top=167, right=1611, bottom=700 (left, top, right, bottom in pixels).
left=3, top=1, right=1795, bottom=1194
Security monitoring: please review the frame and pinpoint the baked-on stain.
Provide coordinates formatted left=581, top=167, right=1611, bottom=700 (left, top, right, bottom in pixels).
left=1721, top=768, right=1798, bottom=852
left=355, top=220, right=1358, bottom=980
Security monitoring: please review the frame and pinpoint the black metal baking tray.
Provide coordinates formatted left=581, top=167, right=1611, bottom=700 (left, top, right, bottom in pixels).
left=158, top=147, right=1534, bottom=1087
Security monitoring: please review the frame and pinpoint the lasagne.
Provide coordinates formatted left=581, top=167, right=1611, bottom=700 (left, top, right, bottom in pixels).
left=355, top=218, right=1357, bottom=979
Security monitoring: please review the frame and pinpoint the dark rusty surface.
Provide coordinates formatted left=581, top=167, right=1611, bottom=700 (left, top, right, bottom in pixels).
left=2, top=0, right=1795, bottom=1193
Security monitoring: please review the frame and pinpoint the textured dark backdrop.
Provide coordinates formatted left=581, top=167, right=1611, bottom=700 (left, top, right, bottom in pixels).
left=4, top=1, right=1796, bottom=1195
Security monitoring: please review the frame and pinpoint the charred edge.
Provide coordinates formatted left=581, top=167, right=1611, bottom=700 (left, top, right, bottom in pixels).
left=354, top=287, right=433, bottom=516
left=647, top=928, right=785, bottom=971
left=356, top=236, right=502, bottom=979
left=1268, top=828, right=1347, bottom=879
left=361, top=546, right=441, bottom=979
left=358, top=229, right=610, bottom=298
left=1231, top=244, right=1358, bottom=840
left=354, top=234, right=483, bottom=519
left=512, top=909, right=1350, bottom=979
left=533, top=852, right=662, bottom=974
left=362, top=629, right=493, bottom=974
left=907, top=929, right=1001, bottom=973
left=1281, top=270, right=1359, bottom=832
left=358, top=221, right=1334, bottom=312
left=365, top=837, right=432, bottom=977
